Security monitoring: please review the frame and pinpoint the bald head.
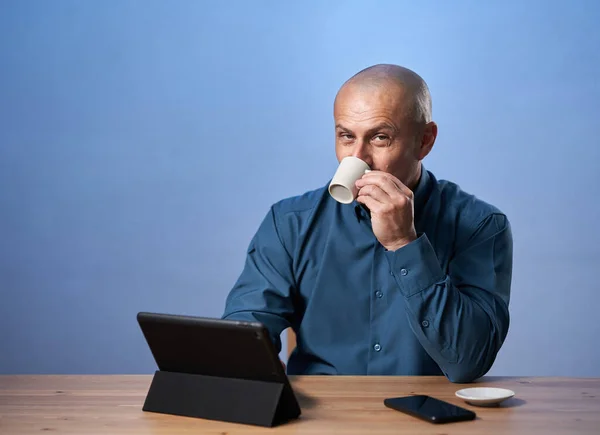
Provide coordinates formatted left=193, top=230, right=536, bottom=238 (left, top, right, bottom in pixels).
left=333, top=64, right=438, bottom=188
left=336, top=64, right=432, bottom=125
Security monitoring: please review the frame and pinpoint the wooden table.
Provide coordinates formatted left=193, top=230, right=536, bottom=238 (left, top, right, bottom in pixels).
left=1, top=375, right=599, bottom=434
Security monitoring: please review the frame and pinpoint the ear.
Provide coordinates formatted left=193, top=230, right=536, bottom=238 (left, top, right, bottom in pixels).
left=417, top=121, right=437, bottom=160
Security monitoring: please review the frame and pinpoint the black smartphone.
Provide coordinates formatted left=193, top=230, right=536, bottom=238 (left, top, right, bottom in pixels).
left=384, top=395, right=476, bottom=424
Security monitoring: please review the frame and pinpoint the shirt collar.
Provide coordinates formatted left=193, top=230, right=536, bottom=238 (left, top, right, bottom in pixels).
left=413, top=164, right=433, bottom=217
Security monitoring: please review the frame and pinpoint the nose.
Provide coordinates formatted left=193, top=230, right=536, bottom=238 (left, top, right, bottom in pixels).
left=352, top=141, right=372, bottom=167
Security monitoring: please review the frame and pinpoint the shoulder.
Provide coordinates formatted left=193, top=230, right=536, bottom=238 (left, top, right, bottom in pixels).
left=432, top=174, right=511, bottom=243
left=271, top=185, right=329, bottom=218
left=437, top=174, right=506, bottom=216
left=264, top=184, right=331, bottom=254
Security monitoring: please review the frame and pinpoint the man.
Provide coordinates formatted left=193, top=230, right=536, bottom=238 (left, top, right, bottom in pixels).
left=222, top=64, right=513, bottom=383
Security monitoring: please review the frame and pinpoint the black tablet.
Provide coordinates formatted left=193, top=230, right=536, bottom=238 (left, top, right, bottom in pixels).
left=136, top=311, right=301, bottom=421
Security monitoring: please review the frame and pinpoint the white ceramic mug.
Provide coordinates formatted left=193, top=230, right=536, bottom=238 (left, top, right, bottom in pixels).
left=328, top=156, right=371, bottom=204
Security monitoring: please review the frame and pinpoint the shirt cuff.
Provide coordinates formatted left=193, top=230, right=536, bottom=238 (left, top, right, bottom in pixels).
left=385, top=234, right=446, bottom=298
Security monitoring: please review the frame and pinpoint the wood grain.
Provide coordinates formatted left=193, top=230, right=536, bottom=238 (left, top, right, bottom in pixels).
left=1, top=375, right=599, bottom=434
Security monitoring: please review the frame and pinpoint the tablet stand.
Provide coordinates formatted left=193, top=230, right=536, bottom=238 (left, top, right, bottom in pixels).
left=142, top=370, right=301, bottom=427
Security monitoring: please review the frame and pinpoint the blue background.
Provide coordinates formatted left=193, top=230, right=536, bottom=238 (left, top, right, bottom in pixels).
left=1, top=0, right=599, bottom=376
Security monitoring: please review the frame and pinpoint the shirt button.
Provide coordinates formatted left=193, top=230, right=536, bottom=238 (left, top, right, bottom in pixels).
left=374, top=343, right=382, bottom=352
left=400, top=268, right=408, bottom=276
left=375, top=290, right=383, bottom=298
left=421, top=320, right=430, bottom=328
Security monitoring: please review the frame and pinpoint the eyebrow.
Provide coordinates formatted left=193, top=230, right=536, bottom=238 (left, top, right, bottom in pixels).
left=335, top=123, right=397, bottom=134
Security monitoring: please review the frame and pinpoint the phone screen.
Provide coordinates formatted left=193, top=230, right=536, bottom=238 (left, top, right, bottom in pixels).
left=384, top=395, right=476, bottom=424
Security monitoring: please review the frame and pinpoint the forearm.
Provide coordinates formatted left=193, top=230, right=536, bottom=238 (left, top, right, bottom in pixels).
left=386, top=232, right=510, bottom=383
left=222, top=206, right=297, bottom=353
left=222, top=309, right=290, bottom=352
left=223, top=260, right=295, bottom=352
left=402, top=276, right=508, bottom=383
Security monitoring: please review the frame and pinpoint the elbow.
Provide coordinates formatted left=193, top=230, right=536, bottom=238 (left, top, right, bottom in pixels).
left=445, top=370, right=481, bottom=384
left=443, top=360, right=491, bottom=384
left=445, top=331, right=503, bottom=384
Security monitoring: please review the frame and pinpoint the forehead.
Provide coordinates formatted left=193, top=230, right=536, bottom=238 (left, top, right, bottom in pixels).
left=334, top=82, right=410, bottom=126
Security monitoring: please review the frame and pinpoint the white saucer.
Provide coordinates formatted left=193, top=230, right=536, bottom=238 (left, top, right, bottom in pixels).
left=455, top=387, right=515, bottom=406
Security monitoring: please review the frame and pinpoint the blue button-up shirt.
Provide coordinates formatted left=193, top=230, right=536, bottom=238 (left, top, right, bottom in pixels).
left=223, top=167, right=512, bottom=383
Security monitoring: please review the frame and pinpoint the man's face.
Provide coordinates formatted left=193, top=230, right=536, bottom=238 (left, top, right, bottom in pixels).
left=334, top=83, right=422, bottom=187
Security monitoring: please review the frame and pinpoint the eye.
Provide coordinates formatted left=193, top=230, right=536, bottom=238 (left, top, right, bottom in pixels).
left=338, top=132, right=354, bottom=141
left=372, top=134, right=390, bottom=146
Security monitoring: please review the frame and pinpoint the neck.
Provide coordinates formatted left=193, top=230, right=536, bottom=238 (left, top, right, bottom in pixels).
left=406, top=162, right=422, bottom=192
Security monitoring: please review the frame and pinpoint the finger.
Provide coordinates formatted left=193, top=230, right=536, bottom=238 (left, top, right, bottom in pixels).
left=363, top=171, right=413, bottom=196
left=357, top=183, right=391, bottom=203
left=358, top=190, right=408, bottom=213
left=357, top=172, right=409, bottom=199
left=360, top=171, right=413, bottom=197
left=356, top=193, right=390, bottom=214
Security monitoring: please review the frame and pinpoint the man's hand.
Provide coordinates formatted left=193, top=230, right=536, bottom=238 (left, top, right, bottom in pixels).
left=355, top=171, right=417, bottom=251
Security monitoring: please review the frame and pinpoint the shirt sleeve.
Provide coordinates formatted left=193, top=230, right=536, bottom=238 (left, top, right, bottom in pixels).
left=385, top=213, right=513, bottom=383
left=222, top=206, right=296, bottom=353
